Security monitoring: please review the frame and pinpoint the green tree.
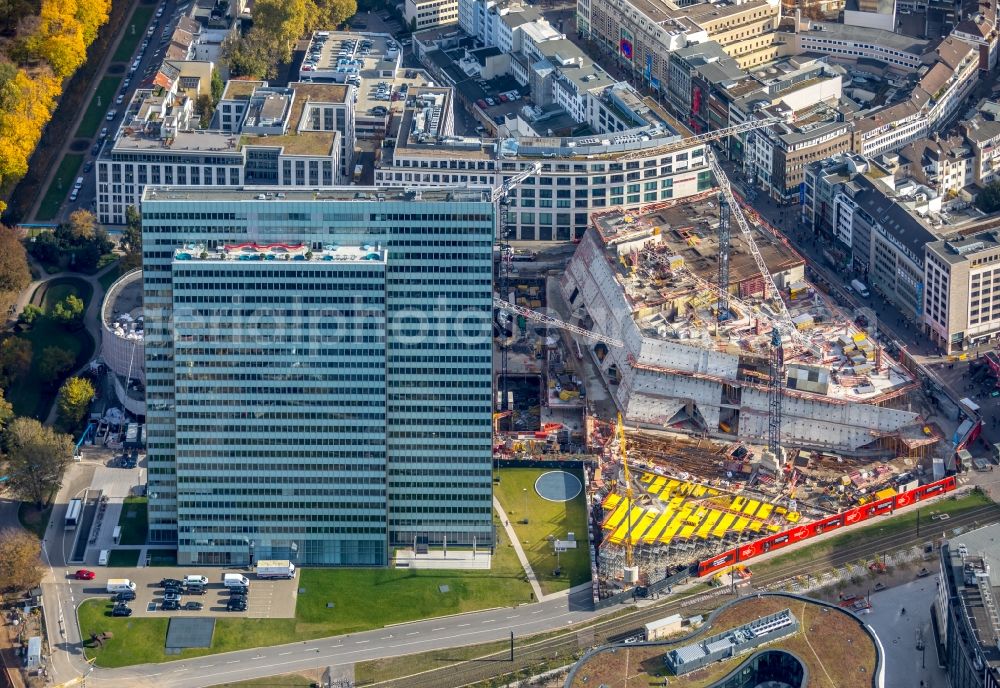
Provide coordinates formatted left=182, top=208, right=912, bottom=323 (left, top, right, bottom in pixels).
left=0, top=224, right=30, bottom=315
left=56, top=376, right=94, bottom=430
left=4, top=417, right=74, bottom=508
left=37, top=345, right=74, bottom=384
left=0, top=528, right=43, bottom=592
left=0, top=336, right=31, bottom=385
left=210, top=67, right=224, bottom=104
left=28, top=232, right=59, bottom=266
left=51, top=293, right=83, bottom=324
left=223, top=32, right=276, bottom=78
left=195, top=93, right=214, bottom=128
left=17, top=303, right=42, bottom=325
left=976, top=181, right=1000, bottom=213
left=313, top=0, right=357, bottom=29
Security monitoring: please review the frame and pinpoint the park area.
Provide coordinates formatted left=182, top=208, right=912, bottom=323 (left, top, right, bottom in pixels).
left=76, top=76, right=122, bottom=139
left=35, top=154, right=83, bottom=221
left=6, top=276, right=95, bottom=418
left=494, top=466, right=592, bottom=595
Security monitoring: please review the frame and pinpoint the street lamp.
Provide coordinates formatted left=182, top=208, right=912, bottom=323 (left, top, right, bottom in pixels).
left=522, top=488, right=528, bottom=523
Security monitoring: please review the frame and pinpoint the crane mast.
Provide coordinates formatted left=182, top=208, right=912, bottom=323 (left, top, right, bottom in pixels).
left=617, top=413, right=634, bottom=570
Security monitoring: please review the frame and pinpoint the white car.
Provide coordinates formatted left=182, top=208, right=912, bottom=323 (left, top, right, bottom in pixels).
left=106, top=110, right=117, bottom=121
left=115, top=94, right=124, bottom=105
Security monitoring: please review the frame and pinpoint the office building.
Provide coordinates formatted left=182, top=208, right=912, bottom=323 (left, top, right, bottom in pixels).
left=926, top=230, right=1000, bottom=353
left=936, top=525, right=1000, bottom=688
left=141, top=187, right=495, bottom=565
left=405, top=0, right=459, bottom=30
left=97, top=81, right=354, bottom=225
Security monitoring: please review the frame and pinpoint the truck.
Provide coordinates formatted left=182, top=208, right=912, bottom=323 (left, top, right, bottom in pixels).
left=106, top=579, right=136, bottom=593
left=850, top=279, right=870, bottom=297
left=644, top=613, right=683, bottom=641
left=353, top=164, right=363, bottom=182
left=255, top=560, right=295, bottom=579
left=223, top=573, right=250, bottom=588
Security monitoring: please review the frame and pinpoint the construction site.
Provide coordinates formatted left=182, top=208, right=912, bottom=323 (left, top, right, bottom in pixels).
left=493, top=162, right=956, bottom=595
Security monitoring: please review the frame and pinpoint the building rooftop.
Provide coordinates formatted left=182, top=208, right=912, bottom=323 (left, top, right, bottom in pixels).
left=222, top=79, right=266, bottom=101
left=804, top=21, right=930, bottom=56
left=174, top=241, right=387, bottom=264
left=142, top=186, right=492, bottom=203
left=927, top=229, right=1000, bottom=265
left=944, top=525, right=1000, bottom=671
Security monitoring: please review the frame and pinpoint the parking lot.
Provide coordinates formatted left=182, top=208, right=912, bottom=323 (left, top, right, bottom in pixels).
left=70, top=566, right=299, bottom=619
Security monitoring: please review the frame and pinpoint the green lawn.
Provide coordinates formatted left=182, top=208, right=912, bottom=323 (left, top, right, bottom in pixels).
left=117, top=496, right=147, bottom=545
left=7, top=277, right=96, bottom=418
left=77, top=76, right=121, bottom=139
left=752, top=490, right=995, bottom=575
left=98, top=263, right=123, bottom=292
left=112, top=5, right=155, bottom=63
left=81, top=518, right=534, bottom=668
left=494, top=467, right=592, bottom=594
left=18, top=502, right=53, bottom=540
left=107, top=549, right=140, bottom=567
left=36, top=154, right=84, bottom=221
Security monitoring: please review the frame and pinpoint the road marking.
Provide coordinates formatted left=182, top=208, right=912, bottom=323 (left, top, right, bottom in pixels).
left=406, top=631, right=418, bottom=636
left=278, top=651, right=292, bottom=656
left=481, top=619, right=495, bottom=624
left=431, top=627, right=445, bottom=631
left=532, top=610, right=544, bottom=614
left=506, top=615, right=519, bottom=619
left=379, top=635, right=392, bottom=639
left=456, top=623, right=470, bottom=627
left=226, top=660, right=239, bottom=664
left=355, top=640, right=369, bottom=644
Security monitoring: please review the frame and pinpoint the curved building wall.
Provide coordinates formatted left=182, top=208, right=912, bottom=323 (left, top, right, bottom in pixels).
left=101, top=269, right=145, bottom=385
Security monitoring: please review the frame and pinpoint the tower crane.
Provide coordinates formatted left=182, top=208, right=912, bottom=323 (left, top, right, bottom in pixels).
left=493, top=162, right=544, bottom=416
left=616, top=412, right=635, bottom=573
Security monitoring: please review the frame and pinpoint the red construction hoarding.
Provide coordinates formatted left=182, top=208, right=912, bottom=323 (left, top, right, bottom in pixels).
left=697, top=476, right=958, bottom=577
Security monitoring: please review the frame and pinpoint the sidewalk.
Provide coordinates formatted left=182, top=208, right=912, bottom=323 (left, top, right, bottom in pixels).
left=495, top=497, right=545, bottom=601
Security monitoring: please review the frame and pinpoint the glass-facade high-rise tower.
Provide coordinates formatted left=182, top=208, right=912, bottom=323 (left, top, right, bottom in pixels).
left=141, top=187, right=495, bottom=566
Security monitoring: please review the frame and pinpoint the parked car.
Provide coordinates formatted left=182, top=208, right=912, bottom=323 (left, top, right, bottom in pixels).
left=227, top=598, right=247, bottom=612
left=91, top=142, right=101, bottom=155
left=115, top=94, right=124, bottom=105
left=499, top=94, right=509, bottom=103
left=163, top=592, right=181, bottom=603
left=115, top=590, right=136, bottom=602
left=99, top=127, right=108, bottom=139
left=106, top=110, right=117, bottom=121
left=75, top=569, right=95, bottom=580
left=183, top=601, right=203, bottom=611
left=493, top=115, right=504, bottom=125
left=82, top=160, right=93, bottom=173
left=161, top=599, right=180, bottom=611
left=228, top=586, right=249, bottom=596
left=158, top=578, right=182, bottom=588
left=112, top=604, right=132, bottom=617
left=185, top=575, right=209, bottom=586
left=485, top=97, right=495, bottom=106
left=184, top=584, right=205, bottom=595
left=69, top=189, right=79, bottom=202
left=476, top=99, right=487, bottom=109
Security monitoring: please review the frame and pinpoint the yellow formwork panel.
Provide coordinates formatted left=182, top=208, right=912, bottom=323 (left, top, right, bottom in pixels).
left=749, top=520, right=764, bottom=532
left=662, top=480, right=680, bottom=498
left=731, top=496, right=745, bottom=511
left=603, top=501, right=630, bottom=530
left=757, top=503, right=774, bottom=520
left=743, top=500, right=760, bottom=517
left=712, top=513, right=737, bottom=538
left=603, top=493, right=621, bottom=511
left=659, top=510, right=688, bottom=544
left=692, top=485, right=707, bottom=498
left=679, top=524, right=697, bottom=539
left=643, top=510, right=673, bottom=543
left=668, top=496, right=685, bottom=512
left=767, top=523, right=781, bottom=533
left=690, top=507, right=708, bottom=524
left=649, top=476, right=667, bottom=496
left=679, top=482, right=694, bottom=496
left=611, top=509, right=640, bottom=543
left=640, top=472, right=654, bottom=483
left=697, top=510, right=723, bottom=538
left=629, top=510, right=658, bottom=544
left=733, top=517, right=750, bottom=532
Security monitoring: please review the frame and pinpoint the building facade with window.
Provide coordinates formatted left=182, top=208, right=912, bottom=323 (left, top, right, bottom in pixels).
left=141, top=187, right=495, bottom=565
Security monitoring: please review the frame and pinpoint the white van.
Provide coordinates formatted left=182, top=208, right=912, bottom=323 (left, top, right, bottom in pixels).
left=74, top=176, right=84, bottom=190
left=223, top=573, right=249, bottom=588
left=184, top=574, right=208, bottom=586
left=98, top=549, right=110, bottom=566
left=106, top=579, right=136, bottom=593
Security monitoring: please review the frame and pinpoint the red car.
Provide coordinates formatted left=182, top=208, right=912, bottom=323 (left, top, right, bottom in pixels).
left=476, top=99, right=487, bottom=109
left=75, top=569, right=95, bottom=580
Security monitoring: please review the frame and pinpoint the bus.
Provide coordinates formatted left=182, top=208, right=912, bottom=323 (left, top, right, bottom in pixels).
left=65, top=498, right=82, bottom=531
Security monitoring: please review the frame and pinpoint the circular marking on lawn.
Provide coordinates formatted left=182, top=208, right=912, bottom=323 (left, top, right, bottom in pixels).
left=534, top=471, right=582, bottom=502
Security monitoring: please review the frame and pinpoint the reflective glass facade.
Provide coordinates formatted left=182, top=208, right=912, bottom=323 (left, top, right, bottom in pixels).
left=141, top=191, right=495, bottom=566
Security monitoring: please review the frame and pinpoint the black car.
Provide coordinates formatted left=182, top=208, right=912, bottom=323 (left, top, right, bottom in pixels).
left=184, top=584, right=206, bottom=595
left=83, top=160, right=93, bottom=173
left=163, top=586, right=183, bottom=596
left=161, top=599, right=180, bottom=611
left=226, top=598, right=247, bottom=611
left=228, top=585, right=249, bottom=595
left=183, top=601, right=203, bottom=611
left=91, top=142, right=101, bottom=155
left=159, top=578, right=182, bottom=588
left=115, top=590, right=136, bottom=602
left=112, top=604, right=132, bottom=617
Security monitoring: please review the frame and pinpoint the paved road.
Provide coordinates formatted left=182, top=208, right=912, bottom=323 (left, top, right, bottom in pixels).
left=33, top=0, right=184, bottom=224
